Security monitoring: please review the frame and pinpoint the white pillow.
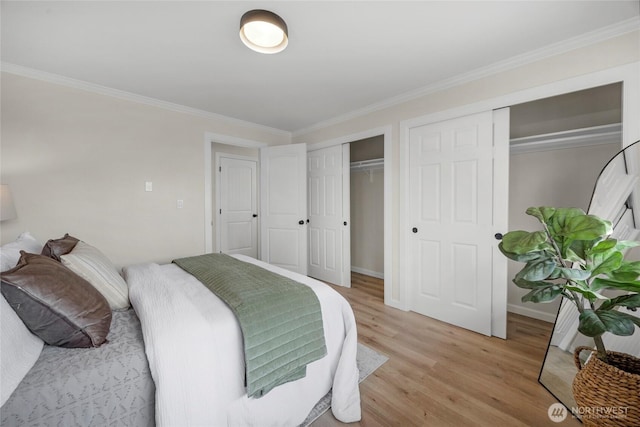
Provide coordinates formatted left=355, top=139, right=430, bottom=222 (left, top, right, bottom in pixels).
left=0, top=294, right=44, bottom=406
left=61, top=241, right=130, bottom=310
left=0, top=232, right=43, bottom=272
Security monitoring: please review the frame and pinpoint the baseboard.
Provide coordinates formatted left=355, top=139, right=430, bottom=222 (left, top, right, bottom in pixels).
left=351, top=266, right=384, bottom=279
left=507, top=303, right=556, bottom=323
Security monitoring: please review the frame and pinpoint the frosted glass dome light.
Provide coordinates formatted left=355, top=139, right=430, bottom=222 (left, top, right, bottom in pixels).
left=240, top=10, right=288, bottom=54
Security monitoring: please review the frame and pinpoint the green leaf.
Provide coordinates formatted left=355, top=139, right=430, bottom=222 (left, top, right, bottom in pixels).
left=568, top=240, right=589, bottom=261
left=579, top=310, right=637, bottom=336
left=610, top=261, right=640, bottom=281
left=591, top=239, right=617, bottom=253
left=591, top=277, right=640, bottom=293
left=625, top=312, right=640, bottom=329
left=515, top=258, right=557, bottom=281
left=521, top=284, right=563, bottom=303
left=564, top=215, right=611, bottom=241
left=500, top=230, right=548, bottom=254
left=564, top=284, right=606, bottom=301
left=548, top=207, right=586, bottom=236
left=526, top=207, right=556, bottom=224
left=558, top=267, right=590, bottom=281
left=599, top=294, right=640, bottom=311
left=498, top=244, right=547, bottom=263
left=578, top=310, right=607, bottom=337
left=565, top=246, right=587, bottom=263
left=547, top=267, right=563, bottom=280
left=591, top=251, right=623, bottom=276
left=513, top=277, right=554, bottom=289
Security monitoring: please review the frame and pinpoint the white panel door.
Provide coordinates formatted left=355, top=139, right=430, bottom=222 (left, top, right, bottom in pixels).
left=408, top=111, right=507, bottom=336
left=308, top=144, right=349, bottom=286
left=219, top=157, right=258, bottom=257
left=260, top=144, right=308, bottom=275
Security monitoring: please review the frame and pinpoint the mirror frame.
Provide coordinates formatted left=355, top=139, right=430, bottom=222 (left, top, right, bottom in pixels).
left=537, top=139, right=640, bottom=419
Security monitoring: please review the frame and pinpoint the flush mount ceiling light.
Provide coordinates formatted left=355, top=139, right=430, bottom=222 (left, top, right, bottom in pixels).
left=239, top=9, right=288, bottom=54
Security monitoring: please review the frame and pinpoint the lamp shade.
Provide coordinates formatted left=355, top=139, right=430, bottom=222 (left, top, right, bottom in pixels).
left=0, top=185, right=17, bottom=221
left=240, top=9, right=288, bottom=54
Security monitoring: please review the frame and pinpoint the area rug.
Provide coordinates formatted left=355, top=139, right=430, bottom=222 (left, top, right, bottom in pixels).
left=300, top=343, right=389, bottom=426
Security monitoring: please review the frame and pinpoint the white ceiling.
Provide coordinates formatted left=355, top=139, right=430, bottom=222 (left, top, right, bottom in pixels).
left=1, top=1, right=638, bottom=133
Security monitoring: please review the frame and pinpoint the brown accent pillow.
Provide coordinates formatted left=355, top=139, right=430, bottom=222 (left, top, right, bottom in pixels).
left=41, top=233, right=79, bottom=262
left=1, top=252, right=112, bottom=348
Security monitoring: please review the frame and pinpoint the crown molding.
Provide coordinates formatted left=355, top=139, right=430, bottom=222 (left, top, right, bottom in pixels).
left=293, top=17, right=640, bottom=137
left=0, top=62, right=291, bottom=139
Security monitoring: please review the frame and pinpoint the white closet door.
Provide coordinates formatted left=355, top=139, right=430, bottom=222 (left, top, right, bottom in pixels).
left=219, top=157, right=258, bottom=257
left=407, top=110, right=508, bottom=337
left=308, top=144, right=349, bottom=286
left=260, top=144, right=308, bottom=275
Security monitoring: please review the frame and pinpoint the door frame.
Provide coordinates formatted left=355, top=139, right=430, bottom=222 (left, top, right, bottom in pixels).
left=399, top=62, right=639, bottom=331
left=306, top=125, right=394, bottom=306
left=342, top=143, right=351, bottom=288
left=214, top=152, right=259, bottom=255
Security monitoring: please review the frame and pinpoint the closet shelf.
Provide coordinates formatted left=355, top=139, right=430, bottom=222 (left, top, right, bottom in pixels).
left=350, top=158, right=384, bottom=171
left=510, top=123, right=622, bottom=154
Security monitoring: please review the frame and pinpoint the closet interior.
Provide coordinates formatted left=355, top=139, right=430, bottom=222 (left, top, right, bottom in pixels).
left=349, top=136, right=385, bottom=282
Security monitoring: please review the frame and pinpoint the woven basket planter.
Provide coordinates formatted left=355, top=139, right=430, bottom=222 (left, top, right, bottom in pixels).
left=572, top=346, right=640, bottom=426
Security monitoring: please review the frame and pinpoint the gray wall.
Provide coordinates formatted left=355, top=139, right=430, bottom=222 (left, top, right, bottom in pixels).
left=507, top=143, right=621, bottom=320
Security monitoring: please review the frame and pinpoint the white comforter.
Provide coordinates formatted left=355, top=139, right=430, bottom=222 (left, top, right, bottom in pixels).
left=124, top=254, right=361, bottom=427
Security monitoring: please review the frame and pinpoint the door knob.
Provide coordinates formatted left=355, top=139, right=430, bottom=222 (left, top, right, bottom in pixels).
left=494, top=233, right=503, bottom=240
left=252, top=214, right=258, bottom=218
left=344, top=221, right=348, bottom=226
left=299, top=220, right=305, bottom=225
left=412, top=227, right=418, bottom=233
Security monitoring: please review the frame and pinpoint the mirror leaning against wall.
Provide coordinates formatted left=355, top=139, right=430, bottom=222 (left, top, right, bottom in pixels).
left=538, top=140, right=640, bottom=420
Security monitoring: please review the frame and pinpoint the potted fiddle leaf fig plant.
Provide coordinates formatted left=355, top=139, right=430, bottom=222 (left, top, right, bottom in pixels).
left=499, top=206, right=640, bottom=426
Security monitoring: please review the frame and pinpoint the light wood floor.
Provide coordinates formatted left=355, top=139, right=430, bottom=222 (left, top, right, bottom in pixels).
left=313, top=272, right=581, bottom=427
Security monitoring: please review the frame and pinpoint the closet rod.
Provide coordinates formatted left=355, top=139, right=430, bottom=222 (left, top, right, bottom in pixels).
left=509, top=123, right=621, bottom=154
left=350, top=158, right=384, bottom=171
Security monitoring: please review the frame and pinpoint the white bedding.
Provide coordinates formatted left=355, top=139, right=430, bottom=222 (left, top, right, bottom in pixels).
left=124, top=254, right=361, bottom=426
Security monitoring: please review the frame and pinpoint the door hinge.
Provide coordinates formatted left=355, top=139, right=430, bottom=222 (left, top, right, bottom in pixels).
left=219, top=166, right=221, bottom=172
left=219, top=209, right=222, bottom=214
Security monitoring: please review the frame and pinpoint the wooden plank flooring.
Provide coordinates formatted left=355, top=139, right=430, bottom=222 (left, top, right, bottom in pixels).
left=313, top=272, right=581, bottom=426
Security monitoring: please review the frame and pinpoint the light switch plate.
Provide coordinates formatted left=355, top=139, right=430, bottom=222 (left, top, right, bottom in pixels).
left=145, top=181, right=153, bottom=192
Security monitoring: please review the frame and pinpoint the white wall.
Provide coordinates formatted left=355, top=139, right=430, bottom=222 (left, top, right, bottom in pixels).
left=292, top=31, right=640, bottom=315
left=0, top=73, right=288, bottom=268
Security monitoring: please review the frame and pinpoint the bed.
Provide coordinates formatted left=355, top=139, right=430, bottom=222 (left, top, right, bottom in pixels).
left=1, top=309, right=155, bottom=426
left=0, top=232, right=361, bottom=426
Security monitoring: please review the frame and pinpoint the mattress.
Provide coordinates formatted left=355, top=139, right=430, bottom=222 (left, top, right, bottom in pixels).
left=125, top=254, right=361, bottom=426
left=1, top=309, right=155, bottom=427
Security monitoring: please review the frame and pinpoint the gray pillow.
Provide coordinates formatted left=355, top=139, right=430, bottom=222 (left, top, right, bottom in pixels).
left=1, top=252, right=112, bottom=348
left=40, top=233, right=79, bottom=262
